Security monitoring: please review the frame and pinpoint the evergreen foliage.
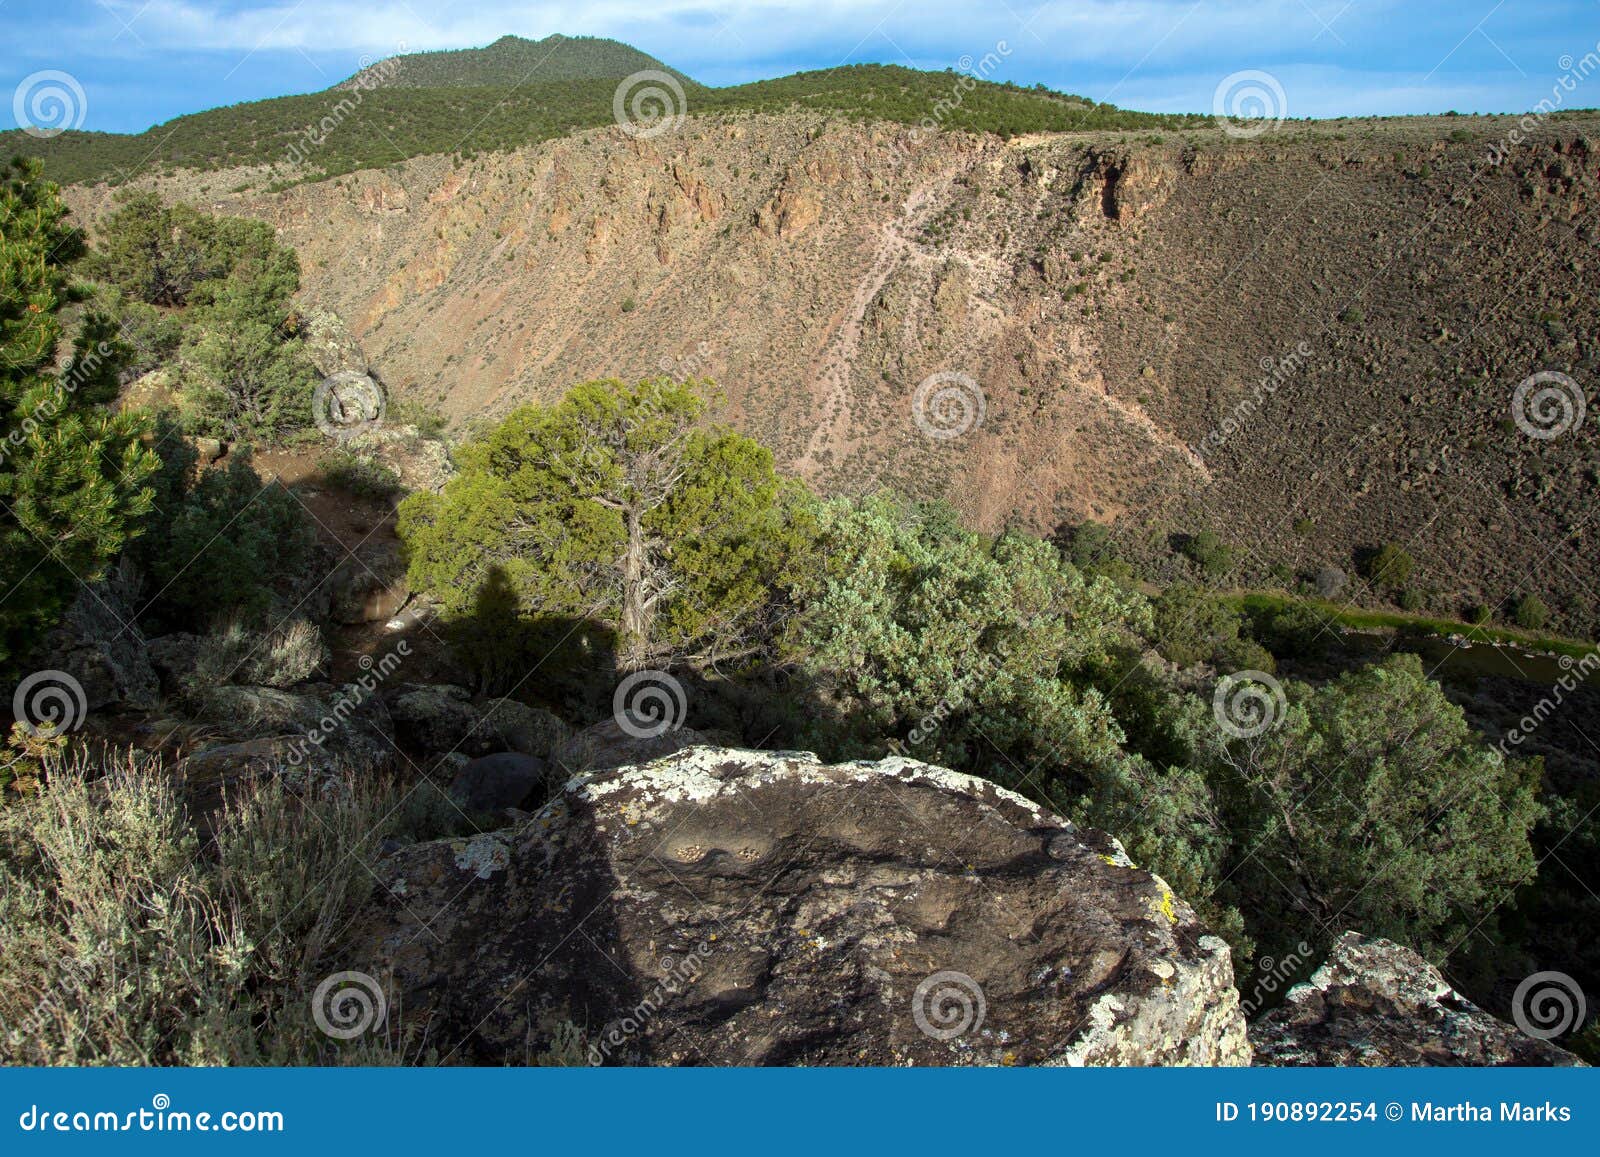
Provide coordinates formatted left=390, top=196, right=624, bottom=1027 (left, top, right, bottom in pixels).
left=0, top=158, right=157, bottom=669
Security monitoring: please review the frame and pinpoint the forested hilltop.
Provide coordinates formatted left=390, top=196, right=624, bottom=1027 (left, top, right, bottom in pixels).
left=2, top=50, right=1201, bottom=185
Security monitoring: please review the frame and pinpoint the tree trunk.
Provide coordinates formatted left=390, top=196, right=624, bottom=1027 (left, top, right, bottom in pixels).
left=619, top=505, right=652, bottom=671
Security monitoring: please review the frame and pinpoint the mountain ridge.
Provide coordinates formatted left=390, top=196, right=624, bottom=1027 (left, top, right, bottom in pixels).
left=334, top=33, right=699, bottom=91
left=1, top=36, right=1204, bottom=185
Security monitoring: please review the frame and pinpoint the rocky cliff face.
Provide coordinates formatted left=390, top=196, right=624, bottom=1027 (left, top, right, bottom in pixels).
left=341, top=747, right=1252, bottom=1066
left=68, top=112, right=1600, bottom=629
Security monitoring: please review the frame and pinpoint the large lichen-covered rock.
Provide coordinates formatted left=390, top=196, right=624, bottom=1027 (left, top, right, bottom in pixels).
left=341, top=748, right=1250, bottom=1066
left=1250, top=932, right=1583, bottom=1066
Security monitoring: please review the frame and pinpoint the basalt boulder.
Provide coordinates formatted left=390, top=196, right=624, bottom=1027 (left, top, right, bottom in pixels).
left=340, top=748, right=1251, bottom=1066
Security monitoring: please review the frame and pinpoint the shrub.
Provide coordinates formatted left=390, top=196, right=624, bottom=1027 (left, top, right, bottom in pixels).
left=793, top=495, right=1150, bottom=777
left=191, top=618, right=328, bottom=690
left=1151, top=583, right=1246, bottom=668
left=132, top=455, right=315, bottom=631
left=389, top=399, right=448, bottom=440
left=1203, top=654, right=1542, bottom=962
left=1179, top=530, right=1235, bottom=580
left=92, top=192, right=317, bottom=440
left=1, top=159, right=157, bottom=669
left=1512, top=594, right=1550, bottom=631
left=1255, top=602, right=1335, bottom=661
left=1397, top=587, right=1424, bottom=612
left=1059, top=518, right=1118, bottom=571
left=317, top=450, right=403, bottom=502
left=1360, top=542, right=1414, bottom=590
left=0, top=752, right=415, bottom=1064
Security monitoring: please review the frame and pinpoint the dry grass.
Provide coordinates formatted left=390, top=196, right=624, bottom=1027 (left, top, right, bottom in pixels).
left=193, top=617, right=329, bottom=690
left=0, top=749, right=409, bottom=1065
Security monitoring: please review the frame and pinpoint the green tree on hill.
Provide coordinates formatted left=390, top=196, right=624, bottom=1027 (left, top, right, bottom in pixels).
left=0, top=158, right=157, bottom=670
left=90, top=192, right=315, bottom=439
left=399, top=377, right=809, bottom=672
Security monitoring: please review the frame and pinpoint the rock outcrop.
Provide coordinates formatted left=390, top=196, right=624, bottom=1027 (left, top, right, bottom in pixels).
left=1251, top=932, right=1583, bottom=1066
left=341, top=747, right=1250, bottom=1066
left=447, top=751, right=550, bottom=812
left=33, top=577, right=158, bottom=712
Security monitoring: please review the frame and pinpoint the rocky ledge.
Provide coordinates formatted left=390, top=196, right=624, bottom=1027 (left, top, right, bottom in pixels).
left=1251, top=932, right=1583, bottom=1066
left=343, top=747, right=1250, bottom=1066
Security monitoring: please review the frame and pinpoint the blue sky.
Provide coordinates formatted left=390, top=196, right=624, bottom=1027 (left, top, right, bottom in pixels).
left=4, top=0, right=1599, bottom=133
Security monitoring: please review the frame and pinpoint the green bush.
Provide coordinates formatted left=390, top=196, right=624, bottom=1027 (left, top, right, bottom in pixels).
left=132, top=454, right=314, bottom=631
left=1058, top=518, right=1118, bottom=571
left=1360, top=542, right=1414, bottom=590
left=793, top=495, right=1150, bottom=775
left=1151, top=583, right=1247, bottom=667
left=1512, top=593, right=1550, bottom=631
left=1254, top=602, right=1335, bottom=661
left=317, top=450, right=403, bottom=502
left=91, top=192, right=317, bottom=440
left=1179, top=530, right=1234, bottom=580
left=1200, top=654, right=1542, bottom=962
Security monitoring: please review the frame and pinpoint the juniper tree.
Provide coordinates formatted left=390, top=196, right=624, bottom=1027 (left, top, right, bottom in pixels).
left=399, top=377, right=808, bottom=672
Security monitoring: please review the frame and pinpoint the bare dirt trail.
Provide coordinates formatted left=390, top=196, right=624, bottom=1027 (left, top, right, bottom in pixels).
left=797, top=174, right=960, bottom=474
